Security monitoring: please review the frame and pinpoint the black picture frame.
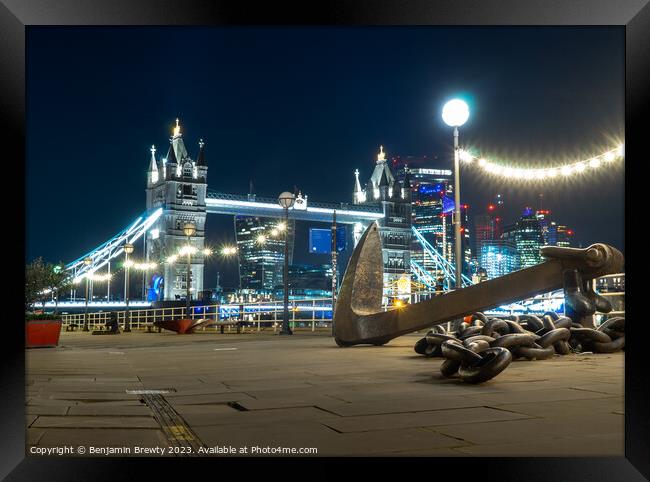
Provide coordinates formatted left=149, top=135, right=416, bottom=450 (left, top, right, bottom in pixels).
left=4, top=0, right=648, bottom=479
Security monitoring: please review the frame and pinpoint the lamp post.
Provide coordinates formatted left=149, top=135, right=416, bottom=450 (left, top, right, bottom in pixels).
left=442, top=98, right=470, bottom=290
left=183, top=222, right=197, bottom=319
left=123, top=243, right=134, bottom=332
left=82, top=257, right=93, bottom=331
left=278, top=192, right=295, bottom=335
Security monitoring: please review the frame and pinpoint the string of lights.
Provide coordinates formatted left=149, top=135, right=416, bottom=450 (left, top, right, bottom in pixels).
left=458, top=144, right=624, bottom=181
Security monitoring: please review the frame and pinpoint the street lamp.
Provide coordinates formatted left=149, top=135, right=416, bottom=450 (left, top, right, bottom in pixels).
left=123, top=243, right=135, bottom=332
left=82, top=257, right=92, bottom=331
left=183, top=222, right=197, bottom=319
left=278, top=192, right=295, bottom=335
left=442, top=98, right=470, bottom=290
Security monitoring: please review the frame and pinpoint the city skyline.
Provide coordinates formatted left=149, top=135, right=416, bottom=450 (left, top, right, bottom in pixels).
left=27, top=27, right=624, bottom=280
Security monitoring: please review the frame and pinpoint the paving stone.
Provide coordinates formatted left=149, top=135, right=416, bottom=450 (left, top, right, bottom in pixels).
left=47, top=392, right=141, bottom=401
left=26, top=405, right=70, bottom=416
left=67, top=404, right=152, bottom=416
left=27, top=428, right=46, bottom=446
left=462, top=387, right=614, bottom=405
left=433, top=412, right=624, bottom=446
left=34, top=385, right=143, bottom=393
left=180, top=406, right=338, bottom=427
left=453, top=432, right=623, bottom=456
left=172, top=404, right=236, bottom=416
left=568, top=383, right=624, bottom=395
left=315, top=395, right=484, bottom=417
left=486, top=396, right=623, bottom=418
left=322, top=406, right=531, bottom=433
left=166, top=392, right=257, bottom=406
left=321, top=427, right=470, bottom=455
left=32, top=416, right=160, bottom=429
left=236, top=396, right=348, bottom=411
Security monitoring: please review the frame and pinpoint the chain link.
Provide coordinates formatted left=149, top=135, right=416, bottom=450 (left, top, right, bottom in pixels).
left=414, top=312, right=625, bottom=383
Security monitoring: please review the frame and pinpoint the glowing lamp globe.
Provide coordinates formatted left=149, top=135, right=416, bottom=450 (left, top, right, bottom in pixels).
left=278, top=192, right=295, bottom=209
left=183, top=222, right=196, bottom=238
left=442, top=99, right=470, bottom=127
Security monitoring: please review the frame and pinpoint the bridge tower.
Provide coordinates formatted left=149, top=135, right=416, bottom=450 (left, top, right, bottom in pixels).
left=145, top=119, right=208, bottom=301
left=353, top=146, right=412, bottom=303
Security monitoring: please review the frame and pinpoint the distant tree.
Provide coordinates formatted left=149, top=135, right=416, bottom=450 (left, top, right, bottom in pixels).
left=48, top=262, right=73, bottom=314
left=25, top=257, right=50, bottom=312
left=25, top=258, right=72, bottom=313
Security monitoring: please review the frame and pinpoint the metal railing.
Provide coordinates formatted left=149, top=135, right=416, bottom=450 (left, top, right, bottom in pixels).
left=60, top=274, right=625, bottom=333
left=594, top=273, right=625, bottom=326
left=60, top=298, right=334, bottom=333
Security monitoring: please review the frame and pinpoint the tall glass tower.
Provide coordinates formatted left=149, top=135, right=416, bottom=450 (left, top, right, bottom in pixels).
left=234, top=216, right=295, bottom=295
left=479, top=240, right=520, bottom=278
left=394, top=158, right=473, bottom=279
left=502, top=207, right=544, bottom=269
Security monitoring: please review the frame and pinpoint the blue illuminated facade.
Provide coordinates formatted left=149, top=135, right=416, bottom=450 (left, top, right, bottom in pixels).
left=479, top=240, right=520, bottom=279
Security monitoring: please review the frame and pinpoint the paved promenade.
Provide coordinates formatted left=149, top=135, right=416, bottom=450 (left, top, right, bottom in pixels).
left=26, top=331, right=624, bottom=457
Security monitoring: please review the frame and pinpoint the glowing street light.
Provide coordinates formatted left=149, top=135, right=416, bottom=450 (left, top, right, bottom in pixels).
left=256, top=234, right=267, bottom=245
left=123, top=242, right=135, bottom=332
left=221, top=246, right=238, bottom=256
left=442, top=98, right=469, bottom=291
left=278, top=191, right=295, bottom=336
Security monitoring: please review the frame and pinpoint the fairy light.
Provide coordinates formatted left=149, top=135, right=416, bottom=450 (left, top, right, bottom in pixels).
left=459, top=143, right=623, bottom=182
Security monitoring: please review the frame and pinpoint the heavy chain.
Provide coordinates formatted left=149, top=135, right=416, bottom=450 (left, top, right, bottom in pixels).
left=414, top=313, right=625, bottom=384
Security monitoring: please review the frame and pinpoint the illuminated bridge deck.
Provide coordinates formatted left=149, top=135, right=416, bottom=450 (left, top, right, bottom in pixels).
left=206, top=191, right=384, bottom=223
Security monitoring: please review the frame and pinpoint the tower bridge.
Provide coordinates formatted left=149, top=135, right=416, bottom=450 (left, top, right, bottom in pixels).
left=64, top=119, right=461, bottom=304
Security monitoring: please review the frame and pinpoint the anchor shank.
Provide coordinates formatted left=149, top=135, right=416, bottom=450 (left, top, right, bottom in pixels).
left=366, top=259, right=566, bottom=342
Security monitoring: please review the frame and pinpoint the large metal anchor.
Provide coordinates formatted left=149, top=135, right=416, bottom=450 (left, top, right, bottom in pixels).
left=333, top=222, right=624, bottom=347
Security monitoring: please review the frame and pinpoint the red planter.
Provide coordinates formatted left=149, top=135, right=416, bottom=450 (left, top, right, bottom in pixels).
left=25, top=320, right=62, bottom=348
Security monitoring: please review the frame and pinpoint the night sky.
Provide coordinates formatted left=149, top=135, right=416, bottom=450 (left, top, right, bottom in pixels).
left=26, top=27, right=624, bottom=290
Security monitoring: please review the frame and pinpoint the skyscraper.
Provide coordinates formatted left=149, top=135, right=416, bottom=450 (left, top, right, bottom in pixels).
left=479, top=239, right=520, bottom=279
left=556, top=225, right=574, bottom=247
left=394, top=158, right=472, bottom=278
left=502, top=207, right=544, bottom=269
left=474, top=198, right=503, bottom=257
left=535, top=209, right=553, bottom=246
left=395, top=161, right=453, bottom=277
left=234, top=216, right=295, bottom=294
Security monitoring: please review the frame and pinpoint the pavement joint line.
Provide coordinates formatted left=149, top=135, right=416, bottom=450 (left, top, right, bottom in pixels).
left=482, top=405, right=544, bottom=418
left=420, top=425, right=472, bottom=442
left=567, top=386, right=617, bottom=395
left=320, top=422, right=344, bottom=434
left=313, top=405, right=345, bottom=417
